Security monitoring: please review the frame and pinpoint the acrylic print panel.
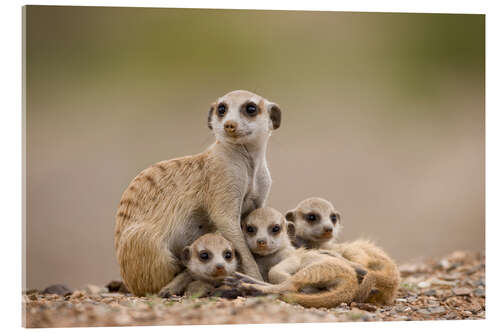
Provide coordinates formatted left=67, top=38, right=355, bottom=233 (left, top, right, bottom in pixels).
left=23, top=5, right=484, bottom=327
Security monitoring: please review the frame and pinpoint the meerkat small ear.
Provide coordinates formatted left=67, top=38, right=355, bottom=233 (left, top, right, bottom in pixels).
left=285, top=210, right=295, bottom=222
left=207, top=103, right=215, bottom=130
left=268, top=103, right=281, bottom=130
left=240, top=214, right=250, bottom=230
left=181, top=246, right=191, bottom=265
left=336, top=212, right=342, bottom=224
left=286, top=221, right=296, bottom=238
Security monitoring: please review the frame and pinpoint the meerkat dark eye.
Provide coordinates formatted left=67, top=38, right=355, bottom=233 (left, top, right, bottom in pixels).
left=245, top=103, right=257, bottom=116
left=246, top=226, right=256, bottom=234
left=217, top=104, right=226, bottom=117
left=306, top=213, right=317, bottom=223
left=330, top=214, right=338, bottom=224
left=199, top=251, right=210, bottom=261
left=224, top=250, right=233, bottom=260
left=271, top=225, right=281, bottom=233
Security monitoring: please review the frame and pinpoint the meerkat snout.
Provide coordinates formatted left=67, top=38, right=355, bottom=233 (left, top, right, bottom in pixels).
left=224, top=120, right=238, bottom=135
left=286, top=197, right=342, bottom=247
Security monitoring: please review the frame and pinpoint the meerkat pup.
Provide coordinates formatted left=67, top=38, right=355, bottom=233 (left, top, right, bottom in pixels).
left=231, top=207, right=362, bottom=308
left=285, top=197, right=401, bottom=305
left=158, top=233, right=238, bottom=298
left=115, top=90, right=282, bottom=296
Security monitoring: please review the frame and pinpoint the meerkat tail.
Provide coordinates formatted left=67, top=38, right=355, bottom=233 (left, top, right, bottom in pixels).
left=278, top=262, right=358, bottom=308
left=280, top=278, right=357, bottom=308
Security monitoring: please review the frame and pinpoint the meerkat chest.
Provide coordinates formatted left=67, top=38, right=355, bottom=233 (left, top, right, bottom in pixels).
left=242, top=181, right=259, bottom=215
left=255, top=252, right=287, bottom=282
left=241, top=165, right=270, bottom=216
left=255, top=255, right=277, bottom=282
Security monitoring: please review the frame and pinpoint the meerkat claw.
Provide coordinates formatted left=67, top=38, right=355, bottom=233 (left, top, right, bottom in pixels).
left=158, top=288, right=173, bottom=298
left=223, top=276, right=241, bottom=288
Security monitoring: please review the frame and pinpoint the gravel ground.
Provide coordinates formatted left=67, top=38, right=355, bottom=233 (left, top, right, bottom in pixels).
left=23, top=250, right=485, bottom=328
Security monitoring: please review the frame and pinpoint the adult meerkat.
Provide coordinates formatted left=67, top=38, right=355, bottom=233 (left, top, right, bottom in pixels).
left=115, top=90, right=281, bottom=296
left=231, top=207, right=364, bottom=308
left=158, top=233, right=238, bottom=298
left=285, top=197, right=401, bottom=305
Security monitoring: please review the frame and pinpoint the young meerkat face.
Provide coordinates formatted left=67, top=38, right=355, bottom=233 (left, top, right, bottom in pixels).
left=285, top=197, right=342, bottom=244
left=242, top=207, right=295, bottom=256
left=182, top=233, right=238, bottom=282
left=207, top=90, right=281, bottom=145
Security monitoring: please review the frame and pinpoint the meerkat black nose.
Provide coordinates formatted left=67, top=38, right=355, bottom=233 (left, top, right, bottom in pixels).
left=224, top=120, right=238, bottom=133
left=215, top=264, right=225, bottom=271
left=324, top=226, right=333, bottom=233
left=257, top=239, right=267, bottom=246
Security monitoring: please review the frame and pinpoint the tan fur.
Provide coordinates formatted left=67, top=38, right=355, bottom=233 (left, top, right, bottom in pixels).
left=324, top=240, right=401, bottom=304
left=237, top=208, right=359, bottom=308
left=287, top=197, right=401, bottom=305
left=158, top=233, right=238, bottom=298
left=285, top=197, right=342, bottom=248
left=115, top=90, right=282, bottom=296
left=241, top=207, right=295, bottom=281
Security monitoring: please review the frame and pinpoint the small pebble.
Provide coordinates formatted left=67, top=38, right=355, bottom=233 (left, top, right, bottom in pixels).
left=453, top=287, right=472, bottom=296
left=359, top=303, right=377, bottom=312
left=418, top=281, right=431, bottom=288
left=444, top=312, right=458, bottom=320
left=439, top=259, right=451, bottom=270
left=428, top=306, right=446, bottom=314
left=474, top=278, right=485, bottom=287
left=417, top=309, right=431, bottom=315
left=42, top=284, right=73, bottom=296
left=423, top=289, right=437, bottom=296
left=473, top=288, right=485, bottom=297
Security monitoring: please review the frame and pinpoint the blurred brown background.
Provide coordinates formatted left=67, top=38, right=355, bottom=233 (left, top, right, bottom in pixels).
left=24, top=6, right=484, bottom=290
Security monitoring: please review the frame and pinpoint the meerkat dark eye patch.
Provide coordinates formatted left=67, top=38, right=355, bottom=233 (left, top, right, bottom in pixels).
left=304, top=213, right=319, bottom=223
left=241, top=101, right=259, bottom=118
left=199, top=251, right=211, bottom=261
left=330, top=214, right=338, bottom=224
left=245, top=103, right=257, bottom=116
left=246, top=225, right=257, bottom=234
left=223, top=250, right=233, bottom=260
left=217, top=103, right=227, bottom=117
left=270, top=224, right=281, bottom=234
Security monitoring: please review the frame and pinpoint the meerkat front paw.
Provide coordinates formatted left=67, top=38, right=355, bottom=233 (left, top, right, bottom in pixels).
left=222, top=276, right=266, bottom=296
left=223, top=276, right=242, bottom=288
left=233, top=272, right=268, bottom=285
left=158, top=286, right=177, bottom=298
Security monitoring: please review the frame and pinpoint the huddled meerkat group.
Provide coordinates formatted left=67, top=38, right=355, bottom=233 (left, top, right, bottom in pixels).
left=114, top=90, right=400, bottom=307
